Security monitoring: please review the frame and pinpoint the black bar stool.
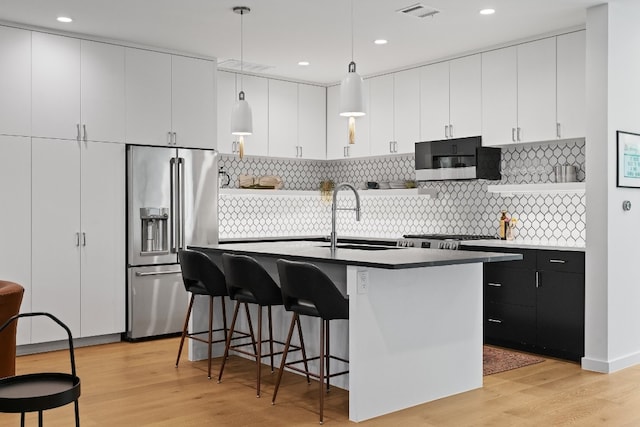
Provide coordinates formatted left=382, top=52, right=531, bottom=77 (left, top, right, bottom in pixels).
left=218, top=253, right=308, bottom=398
left=176, top=249, right=252, bottom=379
left=273, top=259, right=349, bottom=425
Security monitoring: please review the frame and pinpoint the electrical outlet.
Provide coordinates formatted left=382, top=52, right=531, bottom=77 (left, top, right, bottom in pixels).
left=357, top=270, right=369, bottom=294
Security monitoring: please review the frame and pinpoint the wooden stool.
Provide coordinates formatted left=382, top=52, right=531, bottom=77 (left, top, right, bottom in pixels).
left=176, top=249, right=252, bottom=379
left=218, top=253, right=308, bottom=397
left=273, top=259, right=349, bottom=424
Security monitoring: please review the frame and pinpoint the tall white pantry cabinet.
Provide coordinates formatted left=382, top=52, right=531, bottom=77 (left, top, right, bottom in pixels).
left=0, top=26, right=128, bottom=345
left=0, top=24, right=216, bottom=345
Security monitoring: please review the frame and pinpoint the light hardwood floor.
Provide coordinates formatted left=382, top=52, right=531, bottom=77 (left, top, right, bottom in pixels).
left=2, top=338, right=640, bottom=426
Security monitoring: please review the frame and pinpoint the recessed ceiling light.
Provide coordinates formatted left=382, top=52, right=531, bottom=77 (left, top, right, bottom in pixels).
left=57, top=16, right=73, bottom=23
left=374, top=39, right=388, bottom=45
left=298, top=61, right=310, bottom=66
left=480, top=9, right=495, bottom=15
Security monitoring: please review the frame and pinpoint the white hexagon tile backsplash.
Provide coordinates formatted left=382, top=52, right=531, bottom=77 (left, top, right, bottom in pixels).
left=218, top=140, right=586, bottom=246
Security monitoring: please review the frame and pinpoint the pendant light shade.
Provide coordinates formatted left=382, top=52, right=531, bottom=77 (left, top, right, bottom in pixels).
left=231, top=90, right=253, bottom=135
left=339, top=61, right=365, bottom=117
left=339, top=0, right=366, bottom=120
left=231, top=6, right=253, bottom=139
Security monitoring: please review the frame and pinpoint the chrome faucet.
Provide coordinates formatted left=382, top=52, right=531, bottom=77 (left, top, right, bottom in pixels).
left=330, top=183, right=361, bottom=251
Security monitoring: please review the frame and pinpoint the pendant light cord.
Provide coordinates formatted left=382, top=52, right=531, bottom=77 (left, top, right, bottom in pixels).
left=240, top=8, right=244, bottom=91
left=350, top=0, right=354, bottom=62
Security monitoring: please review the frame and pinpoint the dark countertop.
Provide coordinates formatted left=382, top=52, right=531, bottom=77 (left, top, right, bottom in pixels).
left=219, top=235, right=585, bottom=251
left=460, top=239, right=586, bottom=252
left=191, top=241, right=522, bottom=270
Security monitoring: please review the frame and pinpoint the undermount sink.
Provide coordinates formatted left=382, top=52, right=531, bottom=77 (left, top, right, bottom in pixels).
left=321, top=244, right=403, bottom=251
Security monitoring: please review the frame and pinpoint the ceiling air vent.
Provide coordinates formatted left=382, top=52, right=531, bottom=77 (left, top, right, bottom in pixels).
left=397, top=3, right=440, bottom=19
left=217, top=58, right=274, bottom=73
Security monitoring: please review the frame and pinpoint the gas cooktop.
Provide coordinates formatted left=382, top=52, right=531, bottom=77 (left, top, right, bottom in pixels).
left=402, top=234, right=496, bottom=241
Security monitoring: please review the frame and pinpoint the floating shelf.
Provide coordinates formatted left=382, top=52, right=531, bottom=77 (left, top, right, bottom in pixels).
left=487, top=182, right=585, bottom=196
left=219, top=188, right=437, bottom=197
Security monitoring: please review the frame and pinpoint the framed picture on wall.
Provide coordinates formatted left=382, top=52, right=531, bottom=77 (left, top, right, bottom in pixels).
left=617, top=130, right=640, bottom=188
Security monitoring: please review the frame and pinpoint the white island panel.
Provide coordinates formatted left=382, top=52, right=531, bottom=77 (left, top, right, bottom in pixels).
left=347, top=263, right=483, bottom=422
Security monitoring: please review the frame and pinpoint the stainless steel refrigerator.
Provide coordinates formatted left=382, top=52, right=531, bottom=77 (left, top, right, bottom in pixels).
left=126, top=145, right=218, bottom=340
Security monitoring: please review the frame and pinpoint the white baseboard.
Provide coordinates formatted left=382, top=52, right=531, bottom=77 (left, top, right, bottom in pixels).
left=582, top=350, right=640, bottom=373
left=17, top=333, right=122, bottom=356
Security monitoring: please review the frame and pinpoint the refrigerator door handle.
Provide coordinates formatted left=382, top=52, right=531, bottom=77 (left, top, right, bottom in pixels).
left=169, top=157, right=178, bottom=253
left=135, top=270, right=182, bottom=277
left=177, top=157, right=186, bottom=250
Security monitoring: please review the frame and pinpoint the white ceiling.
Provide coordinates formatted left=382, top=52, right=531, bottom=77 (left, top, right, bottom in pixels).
left=0, top=0, right=604, bottom=85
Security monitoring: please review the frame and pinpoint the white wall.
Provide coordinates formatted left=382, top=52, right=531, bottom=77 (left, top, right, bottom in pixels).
left=584, top=0, right=640, bottom=373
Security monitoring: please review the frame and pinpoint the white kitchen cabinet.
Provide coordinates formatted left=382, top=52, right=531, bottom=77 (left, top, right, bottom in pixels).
left=449, top=54, right=482, bottom=139
left=298, top=84, right=326, bottom=159
left=126, top=48, right=216, bottom=148
left=420, top=56, right=483, bottom=142
left=517, top=38, right=557, bottom=143
left=31, top=139, right=125, bottom=343
left=0, top=136, right=31, bottom=345
left=557, top=31, right=586, bottom=140
left=369, top=74, right=395, bottom=156
left=33, top=34, right=126, bottom=143
left=420, top=61, right=450, bottom=141
left=0, top=26, right=31, bottom=137
left=80, top=40, right=126, bottom=143
left=393, top=69, right=420, bottom=153
left=80, top=142, right=125, bottom=337
left=241, top=74, right=269, bottom=157
left=482, top=38, right=557, bottom=146
left=125, top=48, right=172, bottom=146
left=482, top=46, right=518, bottom=146
left=31, top=139, right=81, bottom=343
left=268, top=79, right=298, bottom=158
left=32, top=33, right=81, bottom=140
left=217, top=71, right=237, bottom=154
left=326, top=84, right=370, bottom=159
left=171, top=55, right=216, bottom=149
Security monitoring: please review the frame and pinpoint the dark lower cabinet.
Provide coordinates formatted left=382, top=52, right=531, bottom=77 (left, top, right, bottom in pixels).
left=536, top=270, right=585, bottom=358
left=462, top=245, right=585, bottom=361
left=485, top=301, right=536, bottom=344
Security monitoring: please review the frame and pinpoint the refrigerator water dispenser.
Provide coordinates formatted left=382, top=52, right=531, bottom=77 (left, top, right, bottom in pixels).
left=140, top=207, right=168, bottom=254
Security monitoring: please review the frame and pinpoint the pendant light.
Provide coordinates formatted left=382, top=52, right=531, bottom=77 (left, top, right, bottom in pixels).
left=231, top=6, right=253, bottom=158
left=339, top=0, right=365, bottom=145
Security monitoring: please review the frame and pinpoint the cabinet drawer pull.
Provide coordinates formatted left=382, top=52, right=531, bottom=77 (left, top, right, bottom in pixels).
left=487, top=318, right=502, bottom=324
left=76, top=124, right=81, bottom=142
left=445, top=125, right=449, bottom=139
left=549, top=259, right=566, bottom=264
left=487, top=282, right=502, bottom=287
left=517, top=127, right=521, bottom=142
left=449, top=124, right=454, bottom=137
left=556, top=122, right=561, bottom=138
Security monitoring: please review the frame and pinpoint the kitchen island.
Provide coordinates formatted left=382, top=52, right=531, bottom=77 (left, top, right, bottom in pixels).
left=190, top=241, right=520, bottom=422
